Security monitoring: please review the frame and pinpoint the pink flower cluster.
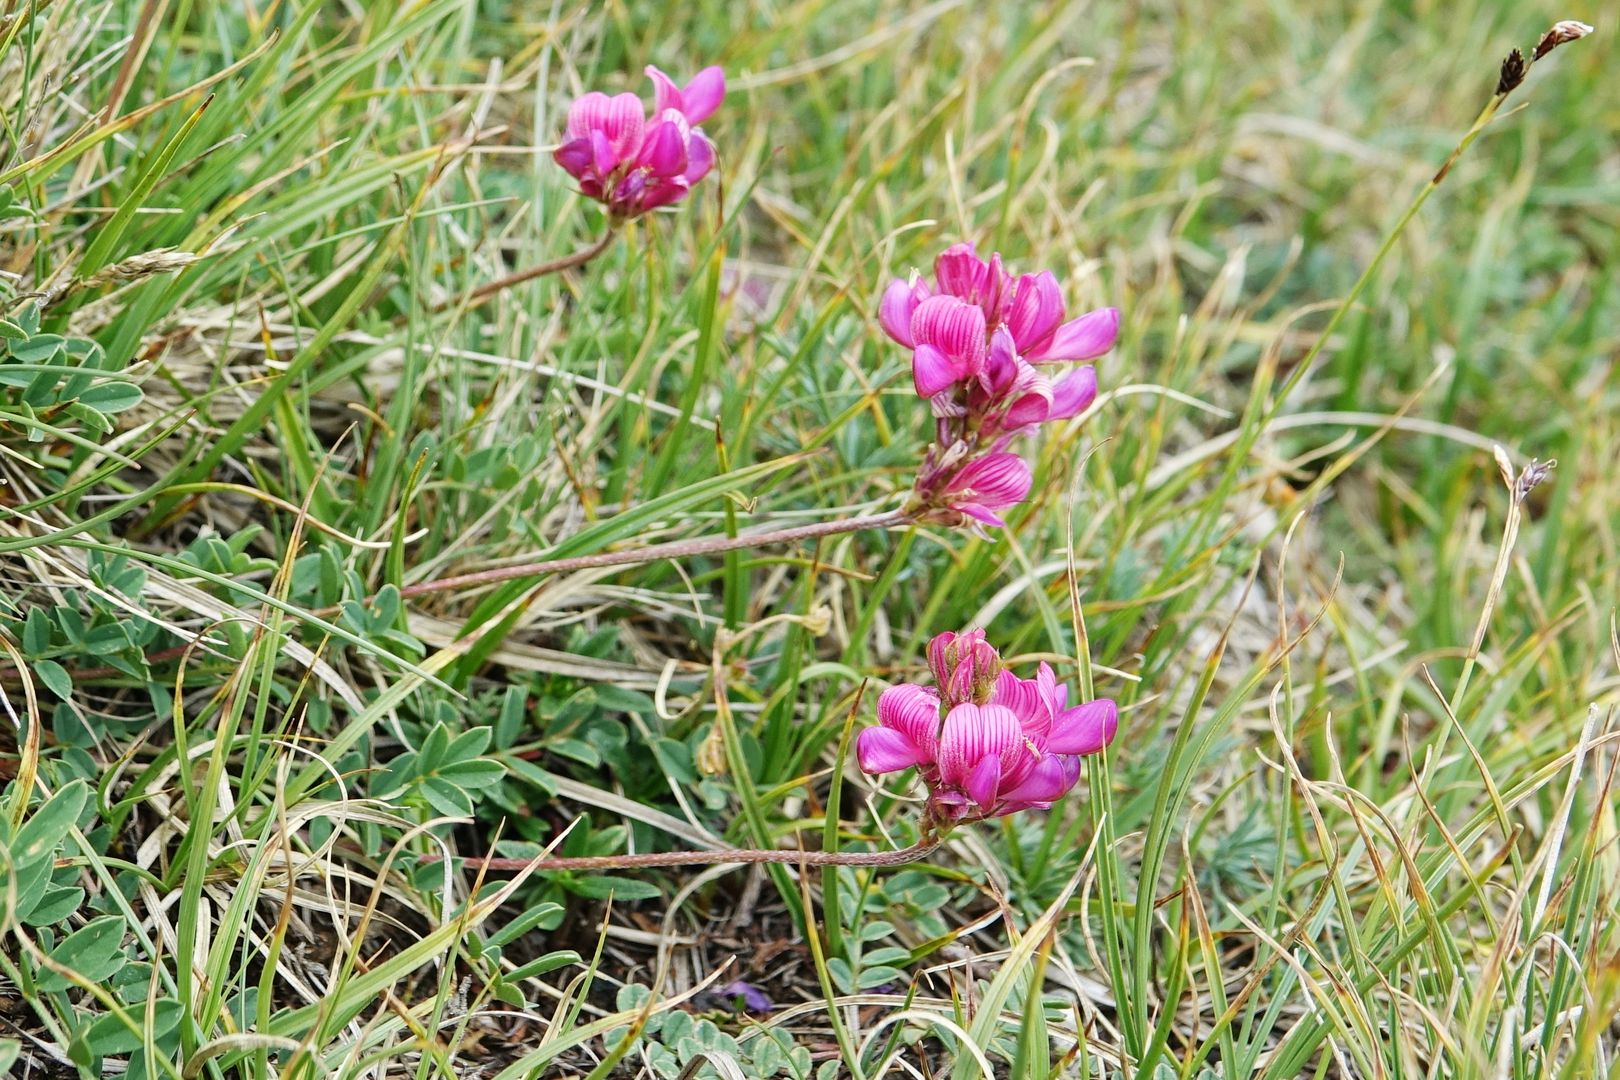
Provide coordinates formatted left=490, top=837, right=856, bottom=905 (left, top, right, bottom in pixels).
left=553, top=66, right=724, bottom=220
left=882, top=244, right=1119, bottom=529
left=856, top=629, right=1117, bottom=827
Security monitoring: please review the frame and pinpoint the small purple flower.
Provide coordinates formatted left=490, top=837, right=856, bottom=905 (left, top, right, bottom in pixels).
left=718, top=979, right=773, bottom=1013
left=552, top=66, right=724, bottom=220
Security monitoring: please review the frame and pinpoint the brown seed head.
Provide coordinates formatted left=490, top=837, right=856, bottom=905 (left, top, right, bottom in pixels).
left=1533, top=20, right=1594, bottom=61
left=1514, top=458, right=1557, bottom=503
left=1497, top=48, right=1528, bottom=96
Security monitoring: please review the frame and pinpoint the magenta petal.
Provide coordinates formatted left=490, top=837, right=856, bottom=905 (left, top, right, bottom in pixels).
left=983, top=325, right=1018, bottom=394
left=589, top=130, right=620, bottom=177
left=938, top=703, right=1022, bottom=787
left=945, top=662, right=979, bottom=709
left=958, top=499, right=1010, bottom=526
left=684, top=131, right=715, bottom=183
left=1035, top=663, right=1059, bottom=710
left=913, top=345, right=962, bottom=398
left=639, top=121, right=688, bottom=176
left=856, top=727, right=930, bottom=774
left=566, top=92, right=611, bottom=139
left=964, top=754, right=1004, bottom=810
left=877, top=683, right=942, bottom=760
left=1046, top=699, right=1118, bottom=755
left=1048, top=366, right=1098, bottom=420
left=553, top=137, right=594, bottom=180
left=638, top=179, right=690, bottom=211
left=1004, top=393, right=1050, bottom=429
left=945, top=453, right=1033, bottom=510
left=983, top=252, right=1011, bottom=317
left=573, top=91, right=646, bottom=160
left=880, top=279, right=920, bottom=347
left=645, top=66, right=682, bottom=115
left=1007, top=272, right=1064, bottom=351
left=992, top=671, right=1042, bottom=729
left=910, top=295, right=988, bottom=373
left=1003, top=364, right=1053, bottom=428
left=999, top=755, right=1075, bottom=805
left=934, top=243, right=986, bottom=301
left=957, top=503, right=1006, bottom=528
left=680, top=65, right=726, bottom=124
left=1029, top=307, right=1119, bottom=362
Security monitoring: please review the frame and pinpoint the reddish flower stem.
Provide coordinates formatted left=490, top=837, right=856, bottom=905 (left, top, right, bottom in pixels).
left=397, top=509, right=913, bottom=600
left=423, top=838, right=939, bottom=873
left=435, top=230, right=616, bottom=313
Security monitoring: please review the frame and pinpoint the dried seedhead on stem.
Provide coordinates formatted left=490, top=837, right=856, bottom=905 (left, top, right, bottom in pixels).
left=1514, top=458, right=1557, bottom=504
left=1496, top=49, right=1529, bottom=96
left=1533, top=20, right=1594, bottom=61
left=1498, top=19, right=1593, bottom=96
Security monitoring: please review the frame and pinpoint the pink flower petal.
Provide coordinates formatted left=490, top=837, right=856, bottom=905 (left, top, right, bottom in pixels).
left=877, top=683, right=943, bottom=759
left=567, top=92, right=610, bottom=139
left=639, top=119, right=688, bottom=176
left=856, top=727, right=931, bottom=774
left=684, top=131, right=715, bottom=183
left=1007, top=272, right=1064, bottom=352
left=934, top=243, right=987, bottom=301
left=910, top=295, right=988, bottom=374
left=553, top=137, right=594, bottom=181
left=944, top=453, right=1032, bottom=510
left=638, top=179, right=691, bottom=211
left=680, top=66, right=726, bottom=125
left=982, top=252, right=1011, bottom=318
left=880, top=279, right=920, bottom=348
left=1002, top=362, right=1053, bottom=428
left=964, top=753, right=1004, bottom=810
left=589, top=130, right=620, bottom=177
left=999, top=755, right=1077, bottom=805
left=991, top=671, right=1043, bottom=729
left=912, top=345, right=960, bottom=398
left=982, top=325, right=1018, bottom=395
left=937, top=703, right=1022, bottom=787
left=1048, top=366, right=1098, bottom=420
left=1046, top=699, right=1118, bottom=755
left=1027, top=307, right=1119, bottom=363
left=645, top=66, right=682, bottom=115
left=568, top=91, right=646, bottom=161
left=956, top=503, right=1007, bottom=528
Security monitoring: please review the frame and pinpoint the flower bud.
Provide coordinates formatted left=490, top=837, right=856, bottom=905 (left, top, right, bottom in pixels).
left=926, top=629, right=1002, bottom=707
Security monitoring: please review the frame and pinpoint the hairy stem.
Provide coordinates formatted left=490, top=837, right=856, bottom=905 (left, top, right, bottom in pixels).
left=437, top=229, right=616, bottom=312
left=426, top=838, right=940, bottom=872
left=397, top=509, right=913, bottom=599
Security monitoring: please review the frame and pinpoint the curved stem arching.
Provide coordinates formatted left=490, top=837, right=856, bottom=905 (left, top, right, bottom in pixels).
left=397, top=509, right=914, bottom=600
